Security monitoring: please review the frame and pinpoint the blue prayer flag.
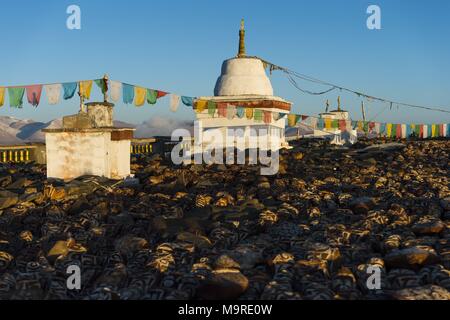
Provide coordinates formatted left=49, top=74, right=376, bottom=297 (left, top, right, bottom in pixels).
left=63, top=82, right=77, bottom=100
left=122, top=84, right=134, bottom=104
left=181, top=96, right=194, bottom=107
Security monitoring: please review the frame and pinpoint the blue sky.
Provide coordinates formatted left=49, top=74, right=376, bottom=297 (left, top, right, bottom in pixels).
left=0, top=0, right=449, bottom=124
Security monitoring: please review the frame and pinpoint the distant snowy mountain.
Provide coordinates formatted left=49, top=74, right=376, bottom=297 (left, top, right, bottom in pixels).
left=0, top=115, right=307, bottom=145
left=0, top=116, right=136, bottom=145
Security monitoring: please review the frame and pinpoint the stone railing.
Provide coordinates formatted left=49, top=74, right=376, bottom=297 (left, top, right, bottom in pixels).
left=0, top=144, right=46, bottom=164
left=0, top=138, right=195, bottom=164
left=131, top=138, right=156, bottom=155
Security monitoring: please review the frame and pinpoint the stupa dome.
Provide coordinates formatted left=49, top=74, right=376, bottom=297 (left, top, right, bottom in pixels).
left=214, top=57, right=274, bottom=96
left=213, top=19, right=274, bottom=97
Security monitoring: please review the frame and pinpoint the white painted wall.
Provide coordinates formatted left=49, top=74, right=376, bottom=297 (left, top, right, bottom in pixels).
left=45, top=131, right=131, bottom=180
left=109, top=140, right=131, bottom=179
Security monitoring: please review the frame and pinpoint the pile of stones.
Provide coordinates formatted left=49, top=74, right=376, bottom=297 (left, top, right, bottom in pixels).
left=0, top=138, right=449, bottom=300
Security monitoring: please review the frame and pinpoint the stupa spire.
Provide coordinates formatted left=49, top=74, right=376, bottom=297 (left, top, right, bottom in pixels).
left=237, top=19, right=246, bottom=58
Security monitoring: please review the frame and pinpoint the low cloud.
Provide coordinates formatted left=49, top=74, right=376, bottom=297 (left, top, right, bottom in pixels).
left=134, top=116, right=193, bottom=138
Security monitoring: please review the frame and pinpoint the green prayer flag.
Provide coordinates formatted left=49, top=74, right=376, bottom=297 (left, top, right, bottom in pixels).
left=391, top=124, right=397, bottom=138
left=363, top=121, right=369, bottom=133
left=254, top=109, right=263, bottom=121
left=207, top=100, right=216, bottom=116
left=331, top=119, right=339, bottom=129
left=146, top=89, right=157, bottom=104
left=94, top=79, right=107, bottom=94
left=8, top=87, right=25, bottom=108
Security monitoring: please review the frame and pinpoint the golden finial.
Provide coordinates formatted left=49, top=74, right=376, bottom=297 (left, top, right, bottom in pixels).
left=238, top=19, right=246, bottom=58
left=337, top=96, right=341, bottom=111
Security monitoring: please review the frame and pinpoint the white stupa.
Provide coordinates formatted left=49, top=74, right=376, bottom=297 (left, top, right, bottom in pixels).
left=194, top=20, right=292, bottom=151
left=314, top=97, right=358, bottom=145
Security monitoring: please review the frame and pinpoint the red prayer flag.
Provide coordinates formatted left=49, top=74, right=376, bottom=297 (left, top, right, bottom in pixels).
left=156, top=91, right=168, bottom=99
left=396, top=124, right=402, bottom=139
left=419, top=124, right=424, bottom=138
left=26, top=85, right=43, bottom=107
left=263, top=111, right=272, bottom=124
left=339, top=119, right=347, bottom=132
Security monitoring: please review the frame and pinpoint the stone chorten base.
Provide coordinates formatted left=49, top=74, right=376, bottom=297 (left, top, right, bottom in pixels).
left=42, top=102, right=134, bottom=181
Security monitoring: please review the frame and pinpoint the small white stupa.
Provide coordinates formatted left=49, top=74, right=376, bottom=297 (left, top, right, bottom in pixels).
left=43, top=79, right=135, bottom=180
left=315, top=97, right=357, bottom=145
left=194, top=20, right=292, bottom=151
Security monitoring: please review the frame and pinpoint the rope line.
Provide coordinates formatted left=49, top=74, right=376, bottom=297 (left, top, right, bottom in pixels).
left=257, top=57, right=450, bottom=115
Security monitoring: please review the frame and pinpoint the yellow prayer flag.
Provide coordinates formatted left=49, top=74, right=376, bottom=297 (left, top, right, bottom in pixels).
left=432, top=124, right=437, bottom=137
left=357, top=121, right=364, bottom=130
left=325, top=118, right=332, bottom=129
left=79, top=80, right=93, bottom=99
left=134, top=86, right=146, bottom=106
left=195, top=100, right=207, bottom=113
left=386, top=123, right=392, bottom=137
left=245, top=108, right=254, bottom=119
left=0, top=87, right=5, bottom=107
left=288, top=114, right=297, bottom=127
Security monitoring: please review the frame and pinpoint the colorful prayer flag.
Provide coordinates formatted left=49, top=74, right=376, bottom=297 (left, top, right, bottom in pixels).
left=386, top=123, right=392, bottom=137
left=263, top=111, right=271, bottom=124
left=8, top=87, right=25, bottom=108
left=218, top=102, right=227, bottom=117
left=318, top=118, right=325, bottom=129
left=0, top=87, right=4, bottom=107
left=44, top=84, right=61, bottom=105
left=379, top=123, right=386, bottom=136
left=207, top=100, right=216, bottom=116
left=26, top=85, right=43, bottom=107
left=63, top=82, right=78, bottom=100
left=431, top=124, right=438, bottom=137
left=122, top=84, right=134, bottom=104
left=146, top=89, right=157, bottom=104
left=374, top=122, right=381, bottom=135
left=79, top=80, right=93, bottom=99
left=236, top=107, right=245, bottom=118
left=94, top=79, right=108, bottom=95
left=170, top=94, right=180, bottom=112
left=339, top=119, right=347, bottom=132
left=134, top=86, right=146, bottom=106
left=181, top=96, right=194, bottom=107
left=254, top=109, right=263, bottom=122
left=405, top=124, right=410, bottom=138
left=227, top=104, right=236, bottom=120
left=331, top=119, right=339, bottom=129
left=363, top=121, right=369, bottom=134
left=195, top=99, right=207, bottom=113
left=110, top=81, right=121, bottom=102
left=245, top=108, right=254, bottom=120
left=157, top=91, right=168, bottom=99
left=287, top=114, right=297, bottom=127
